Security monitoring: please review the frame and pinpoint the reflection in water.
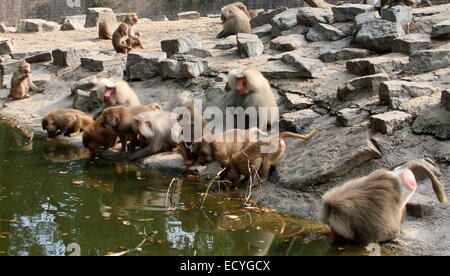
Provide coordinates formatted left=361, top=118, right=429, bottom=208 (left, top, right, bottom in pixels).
left=0, top=121, right=382, bottom=256
left=4, top=125, right=33, bottom=152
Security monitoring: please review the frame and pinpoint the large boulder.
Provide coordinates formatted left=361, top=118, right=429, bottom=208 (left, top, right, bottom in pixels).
left=85, top=8, right=117, bottom=28
left=370, top=111, right=413, bottom=135
left=319, top=48, right=374, bottom=63
left=252, top=24, right=272, bottom=38
left=379, top=80, right=438, bottom=108
left=355, top=19, right=404, bottom=52
left=306, top=23, right=347, bottom=42
left=81, top=54, right=125, bottom=72
left=0, top=40, right=15, bottom=55
left=412, top=106, right=450, bottom=139
left=282, top=51, right=325, bottom=78
left=52, top=47, right=87, bottom=67
left=296, top=7, right=332, bottom=26
left=380, top=5, right=413, bottom=24
left=126, top=51, right=167, bottom=81
left=391, top=33, right=432, bottom=55
left=237, top=33, right=264, bottom=58
left=61, top=18, right=84, bottom=31
left=258, top=60, right=306, bottom=79
left=251, top=7, right=288, bottom=28
left=346, top=53, right=409, bottom=75
left=213, top=35, right=237, bottom=50
left=270, top=34, right=306, bottom=51
left=442, top=90, right=450, bottom=110
left=407, top=49, right=450, bottom=74
left=337, top=73, right=389, bottom=101
left=18, top=19, right=58, bottom=32
left=431, top=19, right=450, bottom=39
left=159, top=54, right=208, bottom=79
left=332, top=4, right=375, bottom=22
left=270, top=8, right=299, bottom=37
left=161, top=35, right=203, bottom=57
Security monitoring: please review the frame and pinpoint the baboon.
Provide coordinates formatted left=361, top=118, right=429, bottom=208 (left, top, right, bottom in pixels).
left=9, top=60, right=43, bottom=100
left=320, top=160, right=448, bottom=245
left=248, top=10, right=258, bottom=20
left=217, top=4, right=251, bottom=38
left=225, top=130, right=317, bottom=187
left=82, top=115, right=119, bottom=154
left=226, top=66, right=278, bottom=128
left=100, top=104, right=161, bottom=152
left=100, top=79, right=141, bottom=107
left=42, top=109, right=93, bottom=138
left=123, top=13, right=144, bottom=49
left=98, top=21, right=113, bottom=40
left=112, top=23, right=133, bottom=54
left=178, top=105, right=207, bottom=166
left=221, top=2, right=250, bottom=22
left=128, top=110, right=180, bottom=161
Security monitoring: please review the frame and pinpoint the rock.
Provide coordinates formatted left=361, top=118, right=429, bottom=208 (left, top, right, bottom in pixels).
left=270, top=34, right=306, bottom=51
left=282, top=52, right=325, bottom=78
left=406, top=194, right=436, bottom=218
left=18, top=19, right=47, bottom=32
left=81, top=54, right=125, bottom=72
left=431, top=19, right=450, bottom=38
left=281, top=25, right=309, bottom=36
left=0, top=55, right=11, bottom=63
left=251, top=7, right=288, bottom=28
left=0, top=23, right=6, bottom=33
left=379, top=80, right=437, bottom=108
left=257, top=60, right=303, bottom=79
left=61, top=18, right=84, bottom=31
left=59, top=15, right=86, bottom=26
left=42, top=21, right=59, bottom=32
left=442, top=90, right=450, bottom=110
left=276, top=121, right=382, bottom=189
left=177, top=11, right=201, bottom=20
left=280, top=109, right=321, bottom=133
left=115, top=13, right=129, bottom=22
left=252, top=24, right=272, bottom=38
left=151, top=15, right=169, bottom=21
left=140, top=152, right=202, bottom=175
left=270, top=8, right=299, bottom=37
left=73, top=89, right=91, bottom=113
left=24, top=52, right=52, bottom=64
left=391, top=33, right=432, bottom=55
left=283, top=93, right=313, bottom=110
left=185, top=48, right=212, bottom=58
left=332, top=4, right=375, bottom=22
left=85, top=8, right=117, bottom=28
left=306, top=23, right=347, bottom=42
left=355, top=19, right=404, bottom=52
left=31, top=73, right=51, bottom=88
left=408, top=49, right=450, bottom=74
left=319, top=47, right=374, bottom=63
left=354, top=11, right=378, bottom=33
left=160, top=55, right=208, bottom=79
left=346, top=53, right=409, bottom=75
left=90, top=87, right=104, bottom=109
left=369, top=111, right=413, bottom=135
left=336, top=107, right=370, bottom=126
left=207, top=14, right=221, bottom=18
left=337, top=73, right=389, bottom=101
left=237, top=33, right=264, bottom=58
left=52, top=47, right=87, bottom=67
left=0, top=59, right=21, bottom=75
left=161, top=35, right=203, bottom=57
left=412, top=106, right=450, bottom=139
left=0, top=40, right=15, bottom=55
left=296, top=7, right=332, bottom=26
left=365, top=0, right=381, bottom=6
left=215, top=73, right=227, bottom=82
left=70, top=75, right=98, bottom=95
left=213, top=35, right=237, bottom=50
left=380, top=5, right=413, bottom=24
left=126, top=51, right=167, bottom=81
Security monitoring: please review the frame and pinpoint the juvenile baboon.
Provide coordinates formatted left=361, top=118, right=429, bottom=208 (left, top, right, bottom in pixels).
left=98, top=21, right=113, bottom=40
left=128, top=110, right=180, bottom=161
left=217, top=4, right=251, bottom=38
left=123, top=13, right=144, bottom=49
left=100, top=104, right=161, bottom=152
left=320, top=161, right=448, bottom=245
left=226, top=66, right=278, bottom=128
left=225, top=130, right=317, bottom=187
left=42, top=109, right=93, bottom=138
left=82, top=115, right=119, bottom=154
left=112, top=23, right=133, bottom=54
left=9, top=60, right=43, bottom=100
left=178, top=105, right=207, bottom=166
left=221, top=2, right=250, bottom=22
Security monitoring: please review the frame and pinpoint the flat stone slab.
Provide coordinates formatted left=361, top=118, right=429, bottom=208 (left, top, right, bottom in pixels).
left=297, top=7, right=332, bottom=26
left=252, top=24, right=272, bottom=38
left=270, top=8, right=299, bottom=37
left=431, top=19, right=450, bottom=38
left=412, top=106, right=450, bottom=139
left=126, top=51, right=167, bottom=81
left=306, top=23, right=347, bottom=42
left=379, top=80, right=437, bottom=108
left=258, top=60, right=303, bottom=79
left=336, top=107, right=370, bottom=127
left=178, top=11, right=201, bottom=20
left=319, top=47, right=374, bottom=63
left=391, top=33, right=432, bottom=55
left=370, top=110, right=413, bottom=135
left=140, top=152, right=204, bottom=175
left=346, top=53, right=409, bottom=75
left=161, top=35, right=203, bottom=57
left=337, top=73, right=389, bottom=101
left=81, top=54, right=125, bottom=72
left=0, top=59, right=21, bottom=75
left=13, top=51, right=53, bottom=63
left=251, top=7, right=287, bottom=28
left=270, top=34, right=306, bottom=51
left=282, top=51, right=325, bottom=78
left=380, top=5, right=413, bottom=24
left=283, top=93, right=313, bottom=110
left=442, top=90, right=450, bottom=110
left=52, top=47, right=88, bottom=67
left=213, top=35, right=237, bottom=50
left=408, top=49, right=450, bottom=74
left=280, top=109, right=321, bottom=133
left=160, top=54, right=208, bottom=79
left=332, top=4, right=375, bottom=22
left=18, top=19, right=59, bottom=32
left=355, top=19, right=404, bottom=52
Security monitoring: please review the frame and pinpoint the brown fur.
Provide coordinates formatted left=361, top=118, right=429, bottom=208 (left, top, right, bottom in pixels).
left=82, top=115, right=119, bottom=154
left=225, top=130, right=317, bottom=187
left=217, top=4, right=251, bottom=38
left=112, top=23, right=132, bottom=54
left=320, top=161, right=447, bottom=245
left=98, top=21, right=113, bottom=40
left=9, top=60, right=43, bottom=100
left=100, top=104, right=161, bottom=152
left=221, top=2, right=250, bottom=22
left=178, top=105, right=208, bottom=166
left=42, top=109, right=93, bottom=138
left=123, top=13, right=144, bottom=49
left=248, top=9, right=258, bottom=20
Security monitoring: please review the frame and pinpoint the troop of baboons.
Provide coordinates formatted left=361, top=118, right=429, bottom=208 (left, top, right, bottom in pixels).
left=3, top=1, right=447, bottom=247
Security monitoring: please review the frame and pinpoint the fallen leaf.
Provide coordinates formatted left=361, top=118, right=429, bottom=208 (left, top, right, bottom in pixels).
left=0, top=236, right=7, bottom=239
left=226, top=215, right=239, bottom=220
left=137, top=177, right=146, bottom=181
left=137, top=218, right=154, bottom=222
left=122, top=221, right=131, bottom=226
left=84, top=216, right=91, bottom=219
left=0, top=232, right=9, bottom=235
left=119, top=246, right=126, bottom=250
left=61, top=233, right=70, bottom=237
left=59, top=171, right=68, bottom=174
left=167, top=207, right=177, bottom=211
left=0, top=251, right=6, bottom=254
left=72, top=180, right=84, bottom=185
left=187, top=175, right=196, bottom=179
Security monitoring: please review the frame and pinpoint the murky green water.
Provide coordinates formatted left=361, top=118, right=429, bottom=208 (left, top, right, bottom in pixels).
left=0, top=121, right=378, bottom=256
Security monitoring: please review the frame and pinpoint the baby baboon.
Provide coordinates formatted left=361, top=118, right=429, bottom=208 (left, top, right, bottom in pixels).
left=9, top=60, right=43, bottom=100
left=221, top=2, right=250, bottom=22
left=320, top=161, right=448, bottom=245
left=178, top=105, right=207, bottom=166
left=225, top=130, right=317, bottom=187
left=226, top=66, right=278, bottom=128
left=82, top=115, right=119, bottom=154
left=98, top=21, right=113, bottom=40
left=123, top=13, right=144, bottom=49
left=42, top=109, right=93, bottom=138
left=100, top=104, right=161, bottom=152
left=217, top=4, right=251, bottom=38
left=112, top=23, right=133, bottom=54
left=128, top=110, right=180, bottom=161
